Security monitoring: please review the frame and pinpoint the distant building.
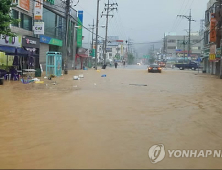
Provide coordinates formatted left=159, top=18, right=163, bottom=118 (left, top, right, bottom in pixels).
left=164, top=34, right=202, bottom=59
left=96, top=36, right=127, bottom=64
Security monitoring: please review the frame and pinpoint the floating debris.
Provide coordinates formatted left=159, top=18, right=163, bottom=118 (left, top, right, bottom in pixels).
left=129, top=84, right=147, bottom=87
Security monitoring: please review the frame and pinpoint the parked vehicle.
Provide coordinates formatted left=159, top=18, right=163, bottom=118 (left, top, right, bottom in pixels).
left=174, top=61, right=199, bottom=70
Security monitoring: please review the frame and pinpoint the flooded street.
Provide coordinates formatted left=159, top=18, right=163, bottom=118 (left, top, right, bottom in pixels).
left=1, top=67, right=222, bottom=169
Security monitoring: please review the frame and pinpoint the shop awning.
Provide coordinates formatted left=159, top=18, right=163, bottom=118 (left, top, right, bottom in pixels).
left=76, top=47, right=89, bottom=58
left=0, top=46, right=17, bottom=54
left=76, top=54, right=88, bottom=58
left=0, top=46, right=29, bottom=56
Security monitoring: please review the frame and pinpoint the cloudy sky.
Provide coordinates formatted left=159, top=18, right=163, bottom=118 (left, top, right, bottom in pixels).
left=73, top=0, right=209, bottom=47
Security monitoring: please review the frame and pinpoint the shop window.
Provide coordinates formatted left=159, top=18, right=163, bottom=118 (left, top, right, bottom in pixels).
left=167, top=46, right=176, bottom=49
left=21, top=13, right=32, bottom=31
left=168, top=40, right=176, bottom=43
left=43, top=8, right=56, bottom=38
left=12, top=0, right=18, bottom=4
left=12, top=10, right=19, bottom=27
left=192, top=47, right=198, bottom=50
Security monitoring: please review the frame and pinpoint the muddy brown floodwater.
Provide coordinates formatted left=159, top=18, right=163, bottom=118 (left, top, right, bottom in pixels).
left=1, top=68, right=222, bottom=169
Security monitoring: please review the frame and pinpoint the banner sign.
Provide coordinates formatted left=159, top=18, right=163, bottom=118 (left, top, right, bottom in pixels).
left=216, top=48, right=221, bottom=58
left=22, top=36, right=40, bottom=48
left=209, top=54, right=216, bottom=61
left=40, top=35, right=62, bottom=47
left=34, top=22, right=44, bottom=34
left=90, top=49, right=95, bottom=57
left=34, top=0, right=43, bottom=20
left=45, top=0, right=55, bottom=5
left=77, top=11, right=83, bottom=48
left=210, top=13, right=217, bottom=43
left=106, top=48, right=112, bottom=52
left=0, top=35, right=22, bottom=47
left=19, top=0, right=30, bottom=11
left=209, top=44, right=216, bottom=61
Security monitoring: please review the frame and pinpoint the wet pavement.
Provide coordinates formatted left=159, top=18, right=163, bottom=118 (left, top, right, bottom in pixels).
left=1, top=66, right=222, bottom=169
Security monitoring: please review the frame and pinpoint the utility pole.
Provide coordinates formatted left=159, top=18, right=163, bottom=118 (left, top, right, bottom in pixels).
left=88, top=19, right=95, bottom=67
left=101, top=1, right=118, bottom=66
left=95, top=0, right=100, bottom=70
left=188, top=10, right=192, bottom=58
left=177, top=9, right=195, bottom=59
left=89, top=19, right=95, bottom=52
left=64, top=0, right=70, bottom=74
left=163, top=33, right=165, bottom=60
left=183, top=36, right=186, bottom=63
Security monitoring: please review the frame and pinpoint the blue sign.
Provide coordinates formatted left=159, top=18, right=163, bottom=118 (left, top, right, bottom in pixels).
left=40, top=35, right=63, bottom=46
left=40, top=35, right=51, bottom=44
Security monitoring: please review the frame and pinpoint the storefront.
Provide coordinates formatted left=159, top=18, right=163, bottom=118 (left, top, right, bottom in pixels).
left=39, top=35, right=63, bottom=69
left=0, top=35, right=22, bottom=67
left=22, top=36, right=40, bottom=69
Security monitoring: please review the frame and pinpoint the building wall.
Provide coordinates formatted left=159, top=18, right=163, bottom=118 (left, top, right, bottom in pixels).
left=204, top=0, right=217, bottom=75
left=11, top=0, right=34, bottom=36
left=207, top=0, right=217, bottom=9
left=39, top=43, right=49, bottom=69
left=40, top=0, right=78, bottom=69
left=165, top=35, right=202, bottom=56
left=11, top=26, right=33, bottom=36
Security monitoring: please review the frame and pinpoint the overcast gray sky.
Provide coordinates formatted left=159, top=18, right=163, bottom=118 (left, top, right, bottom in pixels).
left=74, top=0, right=209, bottom=45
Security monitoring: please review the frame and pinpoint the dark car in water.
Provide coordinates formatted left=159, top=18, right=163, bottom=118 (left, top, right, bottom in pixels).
left=148, top=64, right=162, bottom=73
left=174, top=61, right=199, bottom=70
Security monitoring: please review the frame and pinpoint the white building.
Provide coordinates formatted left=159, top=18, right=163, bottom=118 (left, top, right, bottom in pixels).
left=96, top=36, right=127, bottom=64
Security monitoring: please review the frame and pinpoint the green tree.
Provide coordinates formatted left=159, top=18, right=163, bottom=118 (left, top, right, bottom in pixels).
left=128, top=53, right=134, bottom=65
left=0, top=0, right=18, bottom=36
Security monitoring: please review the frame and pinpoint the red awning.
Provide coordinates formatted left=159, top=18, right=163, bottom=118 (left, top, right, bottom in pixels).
left=76, top=47, right=89, bottom=58
left=76, top=54, right=88, bottom=58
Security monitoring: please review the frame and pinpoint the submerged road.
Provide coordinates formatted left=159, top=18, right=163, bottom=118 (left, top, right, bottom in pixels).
left=0, top=67, right=222, bottom=169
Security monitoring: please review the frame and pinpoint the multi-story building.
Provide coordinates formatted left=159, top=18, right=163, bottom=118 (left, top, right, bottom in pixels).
left=38, top=0, right=78, bottom=69
left=164, top=34, right=202, bottom=60
left=0, top=0, right=39, bottom=68
left=96, top=36, right=126, bottom=64
left=203, top=0, right=220, bottom=75
left=0, top=0, right=78, bottom=71
left=11, top=0, right=33, bottom=37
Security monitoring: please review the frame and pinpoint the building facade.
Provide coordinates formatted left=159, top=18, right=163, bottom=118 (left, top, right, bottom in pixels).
left=11, top=0, right=33, bottom=36
left=37, top=0, right=78, bottom=69
left=164, top=34, right=202, bottom=60
left=0, top=0, right=78, bottom=70
left=203, top=0, right=220, bottom=75
left=96, top=36, right=126, bottom=64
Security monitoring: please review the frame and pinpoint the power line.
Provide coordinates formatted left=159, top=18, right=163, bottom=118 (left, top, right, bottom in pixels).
left=174, top=0, right=192, bottom=32
left=177, top=9, right=195, bottom=57
left=101, top=0, right=118, bottom=64
left=31, top=0, right=105, bottom=39
left=169, top=0, right=186, bottom=32
left=110, top=0, right=128, bottom=40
